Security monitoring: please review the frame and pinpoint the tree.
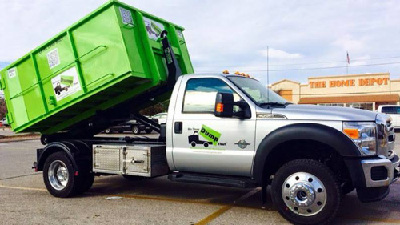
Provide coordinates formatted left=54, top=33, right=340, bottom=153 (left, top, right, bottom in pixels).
left=0, top=97, right=6, bottom=119
left=139, top=100, right=169, bottom=116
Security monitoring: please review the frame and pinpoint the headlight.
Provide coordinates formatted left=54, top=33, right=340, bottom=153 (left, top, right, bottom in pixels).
left=343, top=122, right=377, bottom=155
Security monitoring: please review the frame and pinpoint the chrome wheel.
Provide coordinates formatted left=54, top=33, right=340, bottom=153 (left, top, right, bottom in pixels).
left=282, top=172, right=326, bottom=216
left=133, top=126, right=140, bottom=134
left=48, top=160, right=70, bottom=191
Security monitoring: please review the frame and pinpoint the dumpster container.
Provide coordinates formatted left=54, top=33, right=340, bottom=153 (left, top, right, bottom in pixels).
left=0, top=0, right=193, bottom=135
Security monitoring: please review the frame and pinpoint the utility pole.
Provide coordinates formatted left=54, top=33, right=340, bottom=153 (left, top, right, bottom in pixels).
left=267, top=46, right=270, bottom=101
left=346, top=51, right=350, bottom=74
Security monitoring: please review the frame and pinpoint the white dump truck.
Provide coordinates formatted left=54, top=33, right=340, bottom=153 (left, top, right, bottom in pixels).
left=35, top=73, right=399, bottom=224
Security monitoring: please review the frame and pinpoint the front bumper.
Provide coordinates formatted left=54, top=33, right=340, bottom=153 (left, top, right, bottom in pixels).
left=361, top=154, right=399, bottom=188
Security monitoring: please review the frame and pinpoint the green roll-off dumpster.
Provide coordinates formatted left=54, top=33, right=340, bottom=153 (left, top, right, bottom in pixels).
left=0, top=0, right=193, bottom=135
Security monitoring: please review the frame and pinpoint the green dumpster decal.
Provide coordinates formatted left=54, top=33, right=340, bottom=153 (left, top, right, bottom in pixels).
left=151, top=22, right=162, bottom=34
left=7, top=67, right=17, bottom=79
left=51, top=67, right=81, bottom=101
left=200, top=125, right=221, bottom=146
left=144, top=17, right=165, bottom=40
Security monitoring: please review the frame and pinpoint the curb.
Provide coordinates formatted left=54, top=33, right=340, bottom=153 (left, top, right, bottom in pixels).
left=0, top=134, right=40, bottom=143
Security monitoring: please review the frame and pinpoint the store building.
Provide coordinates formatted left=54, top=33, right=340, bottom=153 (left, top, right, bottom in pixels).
left=269, top=72, right=400, bottom=110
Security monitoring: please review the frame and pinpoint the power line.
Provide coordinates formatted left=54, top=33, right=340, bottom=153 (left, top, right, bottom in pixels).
left=273, top=89, right=400, bottom=96
left=194, top=55, right=400, bottom=68
left=196, top=61, right=400, bottom=73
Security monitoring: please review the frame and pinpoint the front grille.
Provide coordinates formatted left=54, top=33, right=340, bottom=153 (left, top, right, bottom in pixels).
left=371, top=166, right=388, bottom=181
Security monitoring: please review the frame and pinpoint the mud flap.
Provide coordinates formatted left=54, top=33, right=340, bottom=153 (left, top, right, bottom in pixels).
left=262, top=180, right=267, bottom=204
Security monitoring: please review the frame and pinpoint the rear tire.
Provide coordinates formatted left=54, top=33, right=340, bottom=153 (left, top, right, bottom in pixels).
left=43, top=152, right=77, bottom=198
left=271, top=159, right=341, bottom=225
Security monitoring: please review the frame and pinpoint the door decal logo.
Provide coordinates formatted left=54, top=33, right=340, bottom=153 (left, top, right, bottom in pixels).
left=188, top=125, right=226, bottom=149
left=188, top=131, right=213, bottom=148
left=199, top=125, right=221, bottom=146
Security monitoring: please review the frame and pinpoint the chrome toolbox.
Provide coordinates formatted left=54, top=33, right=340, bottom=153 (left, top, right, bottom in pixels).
left=93, top=144, right=169, bottom=177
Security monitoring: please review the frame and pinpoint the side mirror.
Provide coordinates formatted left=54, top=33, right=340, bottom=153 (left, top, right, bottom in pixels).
left=214, top=92, right=251, bottom=119
left=214, top=92, right=234, bottom=117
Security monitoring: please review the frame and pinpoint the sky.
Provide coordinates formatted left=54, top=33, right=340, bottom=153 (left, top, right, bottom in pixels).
left=1, top=0, right=400, bottom=88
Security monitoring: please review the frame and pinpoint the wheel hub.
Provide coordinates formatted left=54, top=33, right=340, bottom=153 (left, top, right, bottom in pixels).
left=282, top=172, right=327, bottom=216
left=289, top=182, right=315, bottom=207
left=48, top=160, right=69, bottom=191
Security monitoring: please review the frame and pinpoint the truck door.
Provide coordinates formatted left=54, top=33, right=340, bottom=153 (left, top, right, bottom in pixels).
left=171, top=77, right=256, bottom=176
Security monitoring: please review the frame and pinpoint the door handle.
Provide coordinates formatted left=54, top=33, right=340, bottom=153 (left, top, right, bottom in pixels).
left=174, top=122, right=182, bottom=134
left=130, top=158, right=144, bottom=164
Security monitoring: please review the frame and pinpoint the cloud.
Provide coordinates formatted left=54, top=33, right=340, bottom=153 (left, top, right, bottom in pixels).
left=1, top=0, right=400, bottom=85
left=332, top=35, right=365, bottom=52
left=259, top=49, right=303, bottom=59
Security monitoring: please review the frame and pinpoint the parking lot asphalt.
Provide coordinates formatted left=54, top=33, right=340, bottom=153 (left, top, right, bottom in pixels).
left=0, top=135, right=399, bottom=225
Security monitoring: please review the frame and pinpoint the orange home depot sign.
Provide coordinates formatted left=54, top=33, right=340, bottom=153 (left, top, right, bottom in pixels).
left=310, top=77, right=389, bottom=88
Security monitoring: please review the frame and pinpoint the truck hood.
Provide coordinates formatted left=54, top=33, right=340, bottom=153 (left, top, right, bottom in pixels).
left=266, top=104, right=378, bottom=121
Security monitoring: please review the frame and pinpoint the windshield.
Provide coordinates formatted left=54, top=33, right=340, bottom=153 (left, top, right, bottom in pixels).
left=228, top=76, right=288, bottom=105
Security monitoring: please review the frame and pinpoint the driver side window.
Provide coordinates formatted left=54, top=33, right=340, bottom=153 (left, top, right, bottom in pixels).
left=183, top=78, right=241, bottom=113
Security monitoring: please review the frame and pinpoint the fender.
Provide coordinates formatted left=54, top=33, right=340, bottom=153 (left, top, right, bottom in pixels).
left=253, top=123, right=364, bottom=185
left=36, top=140, right=91, bottom=172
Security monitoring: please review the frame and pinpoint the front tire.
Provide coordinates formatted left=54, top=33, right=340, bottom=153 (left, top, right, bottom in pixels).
left=271, top=159, right=341, bottom=225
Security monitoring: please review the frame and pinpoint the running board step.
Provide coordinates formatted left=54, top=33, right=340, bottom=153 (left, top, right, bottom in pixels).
left=168, top=172, right=257, bottom=188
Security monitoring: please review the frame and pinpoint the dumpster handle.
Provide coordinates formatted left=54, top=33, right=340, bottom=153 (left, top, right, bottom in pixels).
left=10, top=83, right=38, bottom=99
left=85, top=73, right=115, bottom=88
left=79, top=45, right=107, bottom=63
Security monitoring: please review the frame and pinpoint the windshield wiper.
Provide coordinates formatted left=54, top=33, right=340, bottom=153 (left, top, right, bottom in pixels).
left=258, top=102, right=292, bottom=107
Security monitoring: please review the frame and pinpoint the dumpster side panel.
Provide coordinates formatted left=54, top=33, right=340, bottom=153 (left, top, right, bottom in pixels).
left=114, top=5, right=149, bottom=79
left=34, top=34, right=82, bottom=112
left=73, top=6, right=133, bottom=93
left=17, top=58, right=47, bottom=121
left=2, top=66, right=29, bottom=129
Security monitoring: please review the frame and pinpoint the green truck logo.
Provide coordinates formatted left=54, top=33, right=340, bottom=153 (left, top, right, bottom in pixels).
left=200, top=125, right=221, bottom=146
left=60, top=75, right=74, bottom=86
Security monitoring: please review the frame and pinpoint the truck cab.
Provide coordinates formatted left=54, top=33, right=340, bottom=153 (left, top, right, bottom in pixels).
left=166, top=74, right=400, bottom=224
